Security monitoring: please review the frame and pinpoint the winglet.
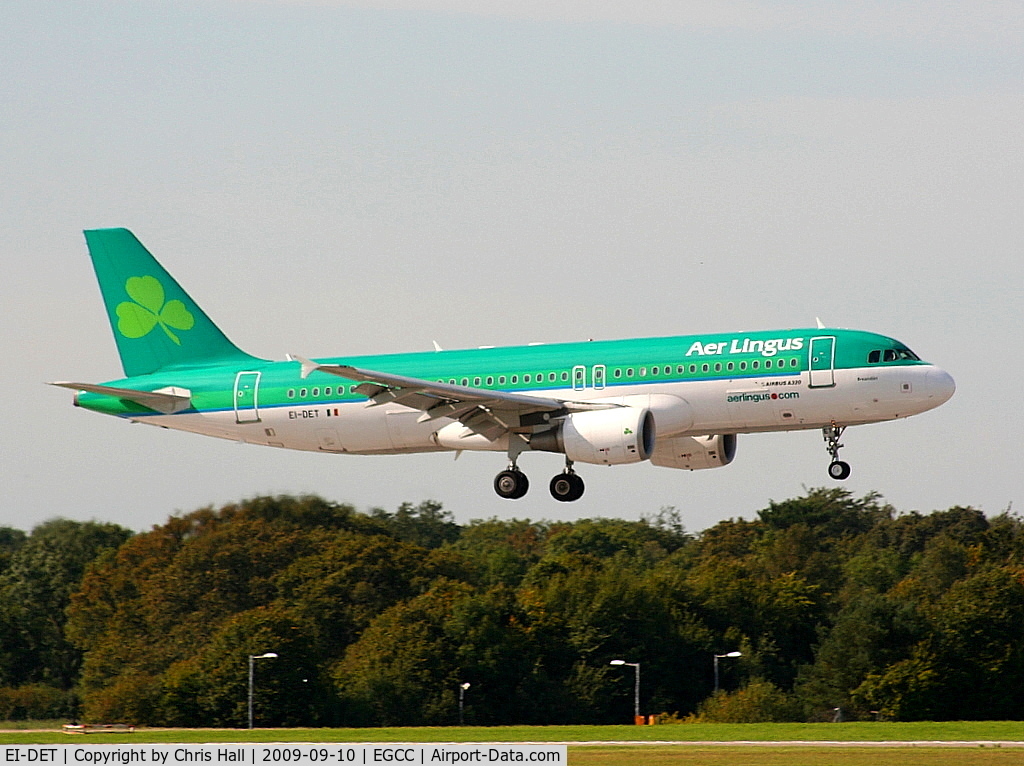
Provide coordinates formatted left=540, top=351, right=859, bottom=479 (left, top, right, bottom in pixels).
left=816, top=317, right=826, bottom=329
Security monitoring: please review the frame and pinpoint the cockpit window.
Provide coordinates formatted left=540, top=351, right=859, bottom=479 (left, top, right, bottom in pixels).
left=869, top=347, right=920, bottom=364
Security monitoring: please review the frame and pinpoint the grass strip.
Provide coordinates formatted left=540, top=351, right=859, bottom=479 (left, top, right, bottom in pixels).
left=570, top=746, right=1024, bottom=766
left=0, top=721, right=1021, bottom=746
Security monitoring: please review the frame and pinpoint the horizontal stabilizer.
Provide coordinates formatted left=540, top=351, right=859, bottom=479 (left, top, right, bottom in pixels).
left=50, top=382, right=192, bottom=414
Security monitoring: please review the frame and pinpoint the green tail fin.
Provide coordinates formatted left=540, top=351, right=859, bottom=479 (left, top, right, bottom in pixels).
left=84, top=228, right=261, bottom=377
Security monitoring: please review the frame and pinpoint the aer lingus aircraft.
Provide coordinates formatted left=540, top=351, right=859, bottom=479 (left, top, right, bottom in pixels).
left=53, top=229, right=955, bottom=502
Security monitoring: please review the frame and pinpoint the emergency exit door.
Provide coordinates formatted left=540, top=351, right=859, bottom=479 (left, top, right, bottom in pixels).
left=234, top=371, right=261, bottom=423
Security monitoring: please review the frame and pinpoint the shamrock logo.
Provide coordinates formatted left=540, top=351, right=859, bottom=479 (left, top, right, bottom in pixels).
left=115, top=276, right=195, bottom=345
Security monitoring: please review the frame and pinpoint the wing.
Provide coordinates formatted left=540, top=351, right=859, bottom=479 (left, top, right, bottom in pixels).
left=50, top=382, right=192, bottom=414
left=294, top=356, right=612, bottom=442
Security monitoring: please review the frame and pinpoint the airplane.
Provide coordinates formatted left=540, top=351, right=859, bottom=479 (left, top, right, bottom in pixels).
left=53, top=228, right=956, bottom=502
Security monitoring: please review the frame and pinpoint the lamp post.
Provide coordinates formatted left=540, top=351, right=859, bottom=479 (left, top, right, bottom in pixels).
left=610, top=660, right=641, bottom=720
left=713, top=651, right=741, bottom=693
left=459, top=682, right=471, bottom=726
left=248, top=652, right=278, bottom=729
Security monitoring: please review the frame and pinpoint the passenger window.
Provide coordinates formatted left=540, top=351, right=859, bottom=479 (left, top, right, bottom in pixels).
left=727, top=362, right=734, bottom=371
left=300, top=388, right=307, bottom=398
left=627, top=368, right=634, bottom=378
left=714, top=363, right=722, bottom=372
left=549, top=372, right=556, bottom=382
left=287, top=389, right=295, bottom=398
left=312, top=388, right=320, bottom=397
left=499, top=376, right=506, bottom=385
left=739, top=361, right=747, bottom=371
left=614, top=369, right=622, bottom=378
left=461, top=378, right=469, bottom=386
left=524, top=374, right=531, bottom=383
left=702, top=364, right=709, bottom=373
left=511, top=375, right=518, bottom=384
left=474, top=377, right=481, bottom=386
left=560, top=372, right=568, bottom=382
left=689, top=364, right=697, bottom=374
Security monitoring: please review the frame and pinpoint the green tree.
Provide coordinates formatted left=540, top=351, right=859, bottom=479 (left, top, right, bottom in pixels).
left=0, top=529, right=26, bottom=574
left=273, top=529, right=450, bottom=658
left=158, top=606, right=324, bottom=727
left=370, top=501, right=460, bottom=549
left=333, top=581, right=472, bottom=726
left=852, top=566, right=1024, bottom=720
left=692, top=679, right=803, bottom=723
left=797, top=591, right=924, bottom=717
left=0, top=519, right=131, bottom=688
left=450, top=518, right=548, bottom=588
left=69, top=496, right=456, bottom=725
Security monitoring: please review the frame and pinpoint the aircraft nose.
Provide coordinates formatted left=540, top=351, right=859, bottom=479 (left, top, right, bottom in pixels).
left=926, top=367, right=956, bottom=404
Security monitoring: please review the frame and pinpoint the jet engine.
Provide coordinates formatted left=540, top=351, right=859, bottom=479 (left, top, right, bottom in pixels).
left=650, top=434, right=737, bottom=470
left=530, top=407, right=656, bottom=465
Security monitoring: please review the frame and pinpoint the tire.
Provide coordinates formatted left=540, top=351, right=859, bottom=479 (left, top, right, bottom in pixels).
left=550, top=472, right=585, bottom=502
left=828, top=460, right=852, bottom=481
left=494, top=469, right=529, bottom=499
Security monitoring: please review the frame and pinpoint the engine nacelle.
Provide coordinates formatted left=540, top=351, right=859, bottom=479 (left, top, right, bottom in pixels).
left=530, top=407, right=655, bottom=466
left=594, top=394, right=694, bottom=437
left=650, top=434, right=737, bottom=470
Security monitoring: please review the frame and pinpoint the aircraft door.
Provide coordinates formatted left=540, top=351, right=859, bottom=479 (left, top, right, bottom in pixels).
left=234, top=371, right=261, bottom=423
left=808, top=336, right=836, bottom=388
left=593, top=365, right=606, bottom=390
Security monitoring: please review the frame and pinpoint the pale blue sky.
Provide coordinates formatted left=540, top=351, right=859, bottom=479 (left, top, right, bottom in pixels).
left=3, top=1, right=1021, bottom=532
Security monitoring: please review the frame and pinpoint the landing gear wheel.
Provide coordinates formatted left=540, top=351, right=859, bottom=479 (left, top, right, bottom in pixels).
left=494, top=469, right=529, bottom=499
left=828, top=460, right=852, bottom=481
left=549, top=472, right=585, bottom=502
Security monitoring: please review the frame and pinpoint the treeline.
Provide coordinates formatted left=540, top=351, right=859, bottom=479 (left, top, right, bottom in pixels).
left=1, top=490, right=1023, bottom=725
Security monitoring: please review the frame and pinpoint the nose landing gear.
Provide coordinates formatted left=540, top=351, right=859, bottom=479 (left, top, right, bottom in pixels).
left=823, top=421, right=851, bottom=480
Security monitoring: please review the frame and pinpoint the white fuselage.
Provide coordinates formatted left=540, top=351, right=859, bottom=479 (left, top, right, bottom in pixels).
left=131, top=362, right=954, bottom=456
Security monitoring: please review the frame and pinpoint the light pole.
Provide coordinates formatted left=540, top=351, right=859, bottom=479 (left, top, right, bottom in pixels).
left=610, top=660, right=641, bottom=721
left=248, top=652, right=278, bottom=729
left=713, top=651, right=741, bottom=693
left=459, top=682, right=471, bottom=726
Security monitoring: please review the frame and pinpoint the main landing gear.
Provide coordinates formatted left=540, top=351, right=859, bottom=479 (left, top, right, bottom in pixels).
left=823, top=421, right=852, bottom=480
left=493, top=458, right=586, bottom=502
left=549, top=463, right=585, bottom=503
left=494, top=466, right=529, bottom=500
